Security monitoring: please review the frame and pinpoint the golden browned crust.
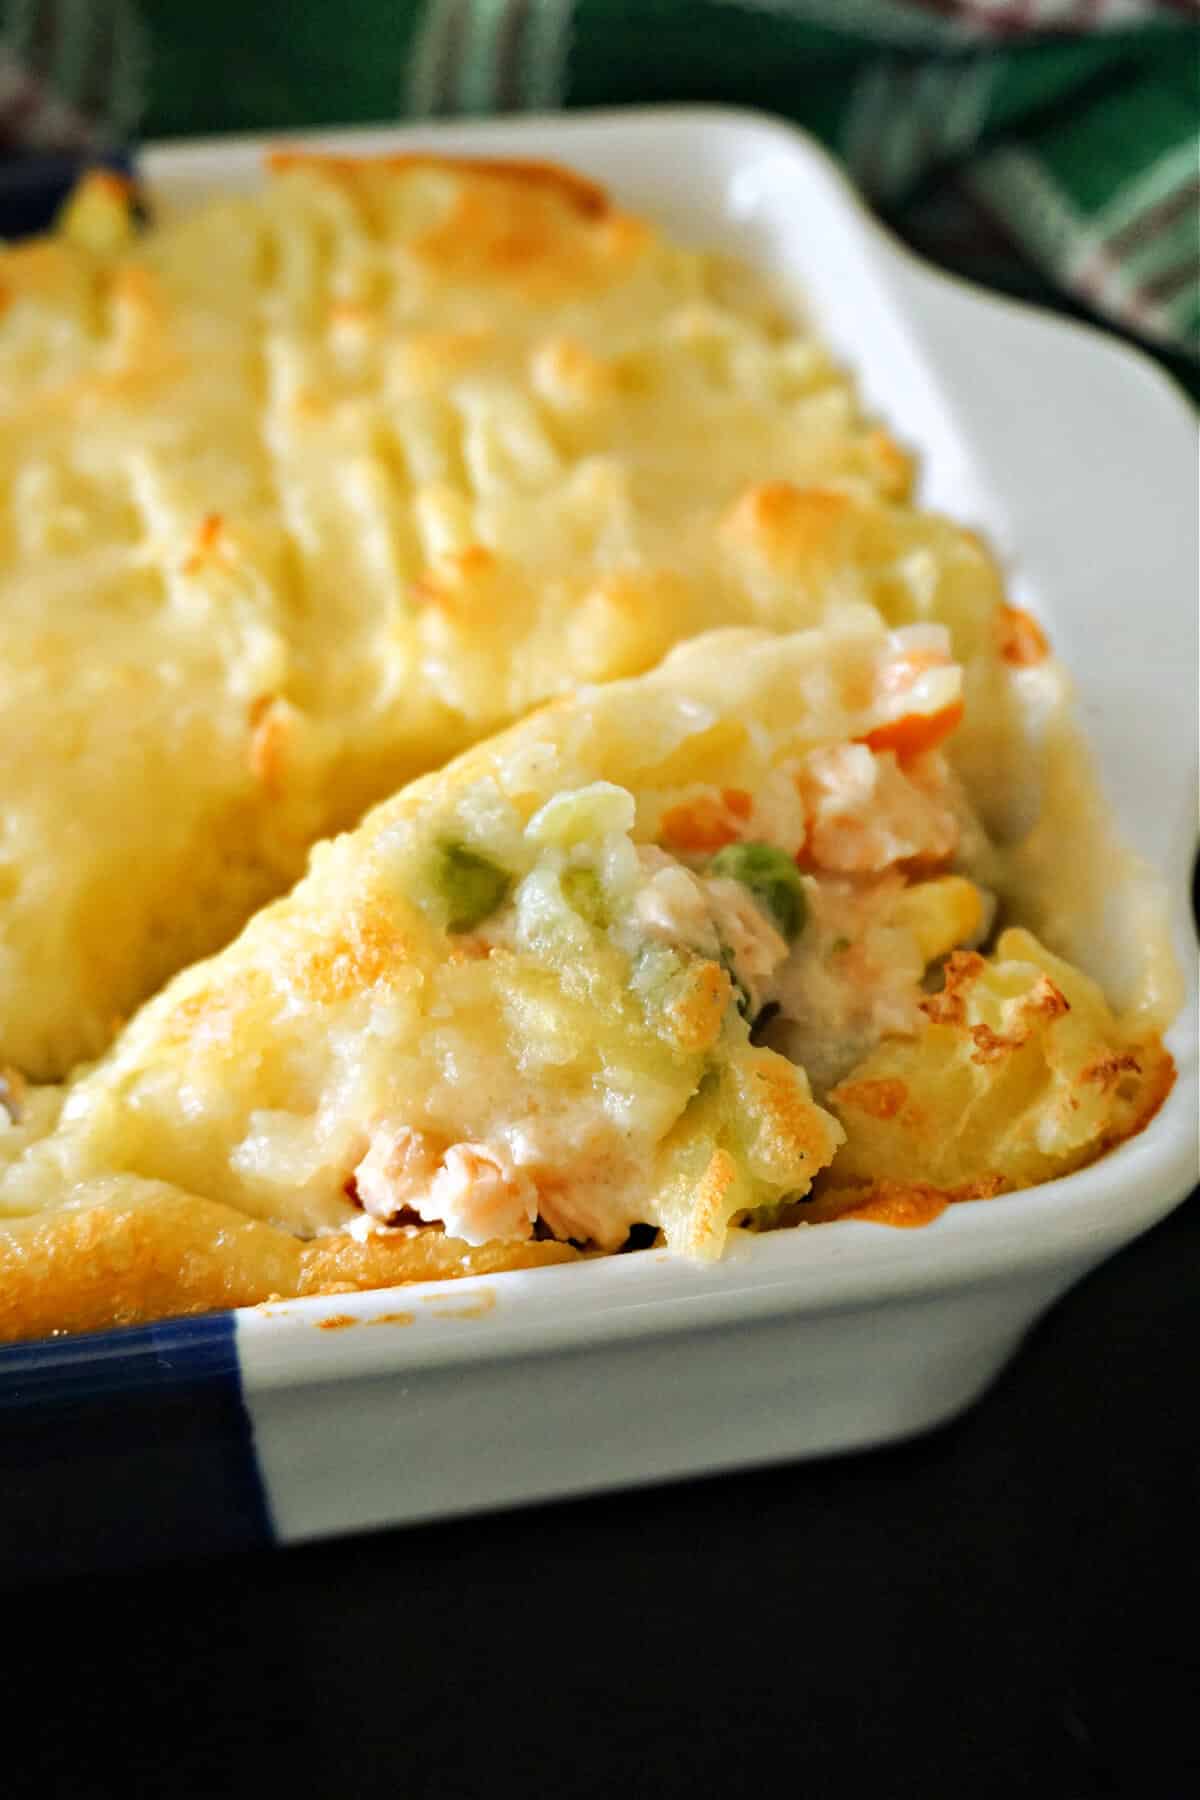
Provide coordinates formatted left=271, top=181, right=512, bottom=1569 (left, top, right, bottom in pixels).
left=806, top=1041, right=1176, bottom=1233
left=1088, top=1036, right=1176, bottom=1157
left=264, top=149, right=611, bottom=218
left=680, top=1148, right=740, bottom=1254
left=0, top=1190, right=304, bottom=1342
left=916, top=949, right=986, bottom=1028
left=994, top=603, right=1051, bottom=667
left=265, top=151, right=635, bottom=303
left=736, top=1052, right=847, bottom=1175
left=295, top=1229, right=580, bottom=1295
left=826, top=1076, right=908, bottom=1121
left=802, top=1177, right=1007, bottom=1229
left=661, top=959, right=734, bottom=1053
left=721, top=482, right=857, bottom=571
left=0, top=1189, right=581, bottom=1343
left=829, top=931, right=1177, bottom=1198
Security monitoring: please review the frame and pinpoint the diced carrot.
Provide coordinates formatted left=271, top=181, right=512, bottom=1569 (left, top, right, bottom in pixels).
left=995, top=604, right=1049, bottom=666
left=659, top=796, right=741, bottom=852
left=721, top=787, right=753, bottom=820
left=859, top=700, right=963, bottom=760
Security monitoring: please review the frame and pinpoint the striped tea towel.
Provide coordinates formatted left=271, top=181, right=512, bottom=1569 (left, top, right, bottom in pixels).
left=2, top=0, right=1197, bottom=379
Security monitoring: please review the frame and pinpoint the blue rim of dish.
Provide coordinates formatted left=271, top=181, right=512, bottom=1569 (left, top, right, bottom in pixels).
left=0, top=1311, right=240, bottom=1406
left=0, top=1313, right=274, bottom=1579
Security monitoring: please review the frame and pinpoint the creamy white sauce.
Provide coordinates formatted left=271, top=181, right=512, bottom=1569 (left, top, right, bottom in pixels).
left=766, top=877, right=928, bottom=1095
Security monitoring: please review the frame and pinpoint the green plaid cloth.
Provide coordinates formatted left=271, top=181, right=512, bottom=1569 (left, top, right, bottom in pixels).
left=4, top=0, right=1198, bottom=382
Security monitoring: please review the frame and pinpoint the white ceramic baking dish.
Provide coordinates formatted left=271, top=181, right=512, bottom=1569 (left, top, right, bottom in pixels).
left=55, top=106, right=1195, bottom=1551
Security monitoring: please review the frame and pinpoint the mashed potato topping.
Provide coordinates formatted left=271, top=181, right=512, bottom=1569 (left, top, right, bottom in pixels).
left=0, top=155, right=991, bottom=1081
left=0, top=157, right=1178, bottom=1341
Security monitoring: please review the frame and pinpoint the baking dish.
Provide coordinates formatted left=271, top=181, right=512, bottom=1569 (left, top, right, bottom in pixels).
left=1, top=106, right=1194, bottom=1570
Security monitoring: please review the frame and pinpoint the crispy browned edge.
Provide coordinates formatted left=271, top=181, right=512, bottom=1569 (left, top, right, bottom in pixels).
left=0, top=1196, right=580, bottom=1342
left=806, top=1036, right=1176, bottom=1228
left=264, top=148, right=611, bottom=218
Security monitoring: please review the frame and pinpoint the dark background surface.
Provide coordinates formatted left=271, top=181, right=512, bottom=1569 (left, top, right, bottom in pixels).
left=4, top=1182, right=1196, bottom=1800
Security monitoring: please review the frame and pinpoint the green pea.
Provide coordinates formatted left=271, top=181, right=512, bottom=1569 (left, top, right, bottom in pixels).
left=432, top=840, right=511, bottom=932
left=707, top=841, right=807, bottom=943
left=561, top=865, right=610, bottom=929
